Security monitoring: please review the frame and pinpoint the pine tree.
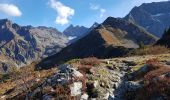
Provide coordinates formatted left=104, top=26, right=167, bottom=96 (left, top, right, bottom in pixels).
left=163, top=27, right=170, bottom=37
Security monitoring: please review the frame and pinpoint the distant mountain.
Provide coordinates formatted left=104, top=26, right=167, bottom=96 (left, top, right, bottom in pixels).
left=125, top=1, right=170, bottom=37
left=156, top=28, right=170, bottom=47
left=63, top=22, right=99, bottom=43
left=0, top=19, right=68, bottom=69
left=63, top=24, right=89, bottom=43
left=38, top=17, right=157, bottom=69
left=89, top=22, right=100, bottom=30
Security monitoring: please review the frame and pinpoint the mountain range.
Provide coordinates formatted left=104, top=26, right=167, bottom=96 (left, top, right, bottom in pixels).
left=1, top=0, right=170, bottom=72
left=0, top=19, right=68, bottom=72
left=63, top=22, right=99, bottom=43
left=125, top=0, right=170, bottom=37
left=1, top=1, right=170, bottom=100
left=38, top=17, right=158, bottom=69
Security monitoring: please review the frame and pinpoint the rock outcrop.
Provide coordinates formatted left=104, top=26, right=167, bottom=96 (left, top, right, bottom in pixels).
left=0, top=19, right=68, bottom=70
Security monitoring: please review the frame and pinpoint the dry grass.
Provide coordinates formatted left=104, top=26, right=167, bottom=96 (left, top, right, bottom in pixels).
left=80, top=57, right=100, bottom=66
left=0, top=62, right=57, bottom=96
left=128, top=45, right=170, bottom=56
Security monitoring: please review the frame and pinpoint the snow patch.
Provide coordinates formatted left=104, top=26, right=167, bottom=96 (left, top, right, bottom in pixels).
left=68, top=36, right=77, bottom=40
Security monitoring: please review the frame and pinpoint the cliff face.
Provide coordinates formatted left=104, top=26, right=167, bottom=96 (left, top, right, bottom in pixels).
left=0, top=19, right=68, bottom=69
left=125, top=1, right=170, bottom=37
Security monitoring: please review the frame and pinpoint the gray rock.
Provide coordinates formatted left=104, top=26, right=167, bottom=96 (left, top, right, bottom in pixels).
left=125, top=81, right=143, bottom=91
left=70, top=82, right=82, bottom=96
left=123, top=60, right=137, bottom=66
left=166, top=61, right=170, bottom=65
left=81, top=93, right=89, bottom=100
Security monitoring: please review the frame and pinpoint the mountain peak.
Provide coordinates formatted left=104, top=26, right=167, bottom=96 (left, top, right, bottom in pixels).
left=125, top=1, right=170, bottom=37
left=0, top=19, right=13, bottom=28
left=90, top=22, right=99, bottom=29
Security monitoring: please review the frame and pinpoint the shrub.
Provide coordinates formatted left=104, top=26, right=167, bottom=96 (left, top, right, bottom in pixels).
left=80, top=57, right=100, bottom=66
left=55, top=85, right=74, bottom=100
left=86, top=82, right=99, bottom=98
left=144, top=66, right=170, bottom=98
left=130, top=59, right=170, bottom=100
left=78, top=65, right=93, bottom=74
left=146, top=58, right=163, bottom=71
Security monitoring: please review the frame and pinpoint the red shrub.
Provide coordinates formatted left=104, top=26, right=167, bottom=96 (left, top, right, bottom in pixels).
left=146, top=58, right=163, bottom=71
left=80, top=57, right=100, bottom=66
left=144, top=61, right=170, bottom=97
left=78, top=65, right=93, bottom=74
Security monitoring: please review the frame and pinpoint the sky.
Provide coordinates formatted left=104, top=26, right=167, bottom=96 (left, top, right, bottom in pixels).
left=0, top=0, right=169, bottom=31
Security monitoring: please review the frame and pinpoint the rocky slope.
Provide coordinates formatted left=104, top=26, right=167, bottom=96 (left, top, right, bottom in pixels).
left=125, top=1, right=170, bottom=37
left=1, top=54, right=170, bottom=100
left=38, top=17, right=158, bottom=69
left=0, top=19, right=68, bottom=69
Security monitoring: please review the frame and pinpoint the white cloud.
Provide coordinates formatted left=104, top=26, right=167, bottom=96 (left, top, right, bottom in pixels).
left=90, top=3, right=100, bottom=10
left=49, top=0, right=75, bottom=25
left=90, top=3, right=106, bottom=18
left=0, top=3, right=22, bottom=17
left=100, top=9, right=106, bottom=18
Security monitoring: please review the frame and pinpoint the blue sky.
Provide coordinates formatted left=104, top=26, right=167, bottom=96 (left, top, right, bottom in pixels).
left=0, top=0, right=168, bottom=31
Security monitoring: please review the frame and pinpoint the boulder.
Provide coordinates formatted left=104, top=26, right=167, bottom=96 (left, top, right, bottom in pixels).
left=123, top=60, right=137, bottom=66
left=80, top=93, right=89, bottom=100
left=108, top=94, right=115, bottom=100
left=72, top=68, right=83, bottom=78
left=70, top=82, right=82, bottom=96
left=166, top=61, right=170, bottom=65
left=103, top=92, right=110, bottom=100
left=125, top=81, right=143, bottom=91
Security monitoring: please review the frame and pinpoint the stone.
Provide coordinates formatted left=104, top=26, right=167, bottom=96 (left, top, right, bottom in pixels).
left=123, top=60, right=137, bottom=66
left=113, top=83, right=119, bottom=89
left=89, top=68, right=95, bottom=74
left=43, top=94, right=53, bottom=100
left=80, top=93, right=89, bottom=100
left=94, top=81, right=99, bottom=88
left=166, top=61, right=170, bottom=65
left=0, top=95, right=6, bottom=100
left=103, top=92, right=110, bottom=100
left=108, top=94, right=115, bottom=100
left=125, top=81, right=143, bottom=91
left=100, top=82, right=105, bottom=87
left=165, top=73, right=170, bottom=78
left=72, top=68, right=83, bottom=78
left=70, top=82, right=82, bottom=96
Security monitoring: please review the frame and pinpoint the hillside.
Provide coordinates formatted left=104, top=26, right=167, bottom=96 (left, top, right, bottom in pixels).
left=38, top=17, right=158, bottom=69
left=1, top=53, right=170, bottom=100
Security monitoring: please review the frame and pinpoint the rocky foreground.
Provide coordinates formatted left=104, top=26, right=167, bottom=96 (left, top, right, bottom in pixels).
left=0, top=54, right=170, bottom=100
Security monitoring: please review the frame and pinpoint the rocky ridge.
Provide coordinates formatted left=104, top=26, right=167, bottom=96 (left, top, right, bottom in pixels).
left=0, top=19, right=68, bottom=71
left=125, top=0, right=170, bottom=37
